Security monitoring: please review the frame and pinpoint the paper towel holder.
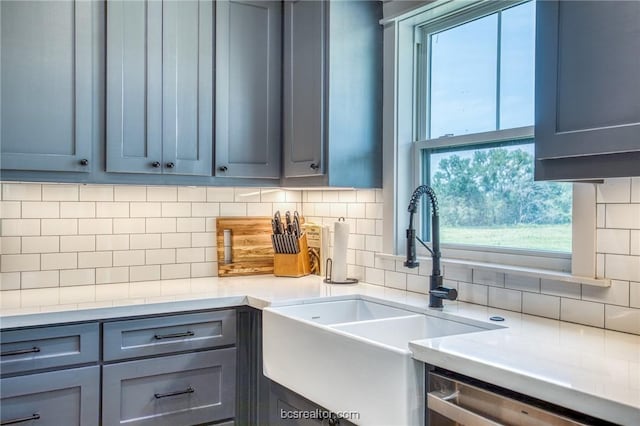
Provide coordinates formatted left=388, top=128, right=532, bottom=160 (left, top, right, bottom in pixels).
left=324, top=258, right=359, bottom=285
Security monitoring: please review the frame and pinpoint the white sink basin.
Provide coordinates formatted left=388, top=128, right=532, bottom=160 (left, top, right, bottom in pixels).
left=268, top=299, right=415, bottom=325
left=263, top=297, right=500, bottom=426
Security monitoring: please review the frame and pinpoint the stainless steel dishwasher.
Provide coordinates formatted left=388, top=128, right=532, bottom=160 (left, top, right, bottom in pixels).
left=427, top=371, right=614, bottom=426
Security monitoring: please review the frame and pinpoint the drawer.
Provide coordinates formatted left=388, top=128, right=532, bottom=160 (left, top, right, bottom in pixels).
left=0, top=323, right=99, bottom=376
left=103, top=310, right=236, bottom=361
left=102, top=348, right=237, bottom=426
left=0, top=365, right=100, bottom=426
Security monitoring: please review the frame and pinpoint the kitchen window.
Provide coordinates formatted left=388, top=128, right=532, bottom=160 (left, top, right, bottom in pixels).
left=413, top=0, right=573, bottom=254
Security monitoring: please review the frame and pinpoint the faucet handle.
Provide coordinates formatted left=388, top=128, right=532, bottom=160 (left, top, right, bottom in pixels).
left=430, top=287, right=458, bottom=301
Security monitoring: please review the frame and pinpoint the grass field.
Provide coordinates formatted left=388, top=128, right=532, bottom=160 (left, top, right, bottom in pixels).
left=441, top=224, right=571, bottom=252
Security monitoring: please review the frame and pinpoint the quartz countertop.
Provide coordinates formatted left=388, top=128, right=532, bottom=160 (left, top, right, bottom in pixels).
left=1, top=275, right=638, bottom=424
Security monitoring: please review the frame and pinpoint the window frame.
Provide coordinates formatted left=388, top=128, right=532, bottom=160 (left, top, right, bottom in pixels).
left=381, top=0, right=595, bottom=274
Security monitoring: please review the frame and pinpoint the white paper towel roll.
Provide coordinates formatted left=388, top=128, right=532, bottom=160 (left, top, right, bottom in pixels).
left=332, top=219, right=349, bottom=282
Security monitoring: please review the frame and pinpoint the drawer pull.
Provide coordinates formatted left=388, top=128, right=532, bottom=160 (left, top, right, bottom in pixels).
left=1, top=413, right=41, bottom=425
left=153, top=331, right=195, bottom=340
left=154, top=386, right=195, bottom=399
left=1, top=347, right=41, bottom=357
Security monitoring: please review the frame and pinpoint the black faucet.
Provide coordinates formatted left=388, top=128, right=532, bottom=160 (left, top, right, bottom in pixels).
left=404, top=185, right=457, bottom=308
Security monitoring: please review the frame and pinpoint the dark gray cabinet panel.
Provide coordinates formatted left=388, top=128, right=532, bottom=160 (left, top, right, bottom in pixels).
left=283, top=0, right=326, bottom=178
left=0, top=0, right=95, bottom=172
left=216, top=0, right=282, bottom=179
left=103, top=310, right=236, bottom=361
left=102, top=349, right=236, bottom=426
left=106, top=0, right=163, bottom=174
left=535, top=0, right=640, bottom=180
left=0, top=366, right=100, bottom=426
left=282, top=0, right=382, bottom=187
left=106, top=0, right=213, bottom=176
left=0, top=322, right=99, bottom=376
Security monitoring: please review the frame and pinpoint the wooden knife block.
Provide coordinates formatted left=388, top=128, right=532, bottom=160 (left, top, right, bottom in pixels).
left=273, top=233, right=311, bottom=277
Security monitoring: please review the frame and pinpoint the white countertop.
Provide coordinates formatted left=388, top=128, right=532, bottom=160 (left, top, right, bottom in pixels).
left=1, top=275, right=639, bottom=424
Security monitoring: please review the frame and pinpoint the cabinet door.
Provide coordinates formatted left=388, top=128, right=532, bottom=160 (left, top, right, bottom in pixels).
left=536, top=1, right=640, bottom=161
left=106, top=0, right=163, bottom=174
left=0, top=0, right=94, bottom=172
left=215, top=0, right=282, bottom=178
left=283, top=0, right=325, bottom=178
left=162, top=0, right=214, bottom=176
left=0, top=366, right=100, bottom=426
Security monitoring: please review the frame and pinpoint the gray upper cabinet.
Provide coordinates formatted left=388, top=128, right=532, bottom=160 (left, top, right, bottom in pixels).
left=535, top=0, right=640, bottom=180
left=107, top=0, right=213, bottom=176
left=0, top=0, right=95, bottom=172
left=215, top=0, right=282, bottom=179
left=283, top=0, right=383, bottom=188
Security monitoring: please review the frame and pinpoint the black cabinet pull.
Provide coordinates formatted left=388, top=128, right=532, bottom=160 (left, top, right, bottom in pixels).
left=166, top=162, right=175, bottom=169
left=1, top=413, right=41, bottom=425
left=1, top=347, right=40, bottom=357
left=310, top=163, right=320, bottom=170
left=79, top=159, right=89, bottom=166
left=154, top=387, right=195, bottom=399
left=152, top=161, right=161, bottom=168
left=218, top=165, right=228, bottom=172
left=153, top=331, right=194, bottom=340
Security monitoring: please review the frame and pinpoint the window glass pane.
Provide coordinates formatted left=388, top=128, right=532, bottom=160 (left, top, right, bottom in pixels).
left=427, top=142, right=572, bottom=252
left=429, top=14, right=498, bottom=138
left=500, top=1, right=535, bottom=128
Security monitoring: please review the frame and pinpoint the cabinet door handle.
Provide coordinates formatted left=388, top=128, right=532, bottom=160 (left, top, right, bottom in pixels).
left=153, top=331, right=195, bottom=340
left=1, top=347, right=40, bottom=357
left=1, top=413, right=41, bottom=425
left=218, top=165, right=228, bottom=172
left=310, top=163, right=320, bottom=170
left=151, top=161, right=161, bottom=168
left=165, top=162, right=175, bottom=169
left=154, top=386, right=195, bottom=399
left=79, top=159, right=89, bottom=166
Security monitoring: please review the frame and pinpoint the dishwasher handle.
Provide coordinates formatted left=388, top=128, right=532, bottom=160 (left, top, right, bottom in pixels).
left=427, top=392, right=503, bottom=426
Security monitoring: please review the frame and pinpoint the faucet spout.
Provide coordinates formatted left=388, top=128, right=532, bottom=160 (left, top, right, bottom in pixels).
left=404, top=185, right=457, bottom=308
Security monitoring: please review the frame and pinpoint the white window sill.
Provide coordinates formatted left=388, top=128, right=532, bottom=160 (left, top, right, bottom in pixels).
left=375, top=253, right=611, bottom=288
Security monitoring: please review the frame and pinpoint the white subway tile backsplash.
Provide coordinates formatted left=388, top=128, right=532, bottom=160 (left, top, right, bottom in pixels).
left=365, top=235, right=383, bottom=252
left=605, top=254, right=640, bottom=281
left=473, top=270, right=505, bottom=287
left=42, top=253, right=77, bottom=270
left=96, top=266, right=129, bottom=285
left=605, top=305, right=640, bottom=334
left=384, top=270, right=407, bottom=290
left=505, top=274, right=540, bottom=292
left=21, top=236, right=59, bottom=253
left=21, top=202, right=59, bottom=218
left=146, top=249, right=176, bottom=265
left=1, top=254, right=40, bottom=272
left=596, top=204, right=606, bottom=228
left=582, top=279, right=630, bottom=306
left=561, top=298, right=604, bottom=328
left=605, top=204, right=640, bottom=229
left=3, top=183, right=41, bottom=201
left=522, top=292, right=560, bottom=319
left=356, top=218, right=375, bottom=235
left=42, top=184, right=78, bottom=201
left=0, top=201, right=21, bottom=218
left=0, top=272, right=21, bottom=291
left=407, top=274, right=428, bottom=294
left=161, top=263, right=190, bottom=279
left=247, top=203, right=273, bottom=216
left=541, top=279, right=581, bottom=299
left=113, top=250, right=145, bottom=267
left=130, top=202, right=161, bottom=218
left=191, top=202, right=219, bottom=217
left=147, top=186, right=177, bottom=202
left=97, top=202, right=129, bottom=218
left=220, top=203, right=247, bottom=217
left=191, top=262, right=217, bottom=278
left=130, top=265, right=161, bottom=282
left=355, top=250, right=374, bottom=268
left=2, top=219, right=40, bottom=236
left=113, top=218, right=145, bottom=234
left=631, top=231, right=640, bottom=256
left=130, top=234, right=161, bottom=250
left=177, top=218, right=206, bottom=233
left=191, top=232, right=215, bottom=248
left=206, top=187, right=235, bottom=202
left=205, top=247, right=216, bottom=262
left=234, top=188, right=261, bottom=202
left=596, top=228, right=630, bottom=254
left=356, top=190, right=376, bottom=203
left=79, top=218, right=112, bottom=234
left=114, top=185, right=147, bottom=201
left=457, top=282, right=488, bottom=305
left=365, top=203, right=383, bottom=219
left=60, top=236, right=95, bottom=253
left=631, top=282, right=640, bottom=308
left=596, top=178, right=631, bottom=203
left=21, top=270, right=59, bottom=289
left=41, top=219, right=77, bottom=235
left=632, top=178, right=640, bottom=203
left=488, top=287, right=522, bottom=312
left=96, top=235, right=130, bottom=251
left=161, top=233, right=191, bottom=248
left=60, top=202, right=95, bottom=218
left=177, top=247, right=205, bottom=263
left=0, top=237, right=21, bottom=254
left=146, top=218, right=176, bottom=233
left=60, top=269, right=95, bottom=287
left=79, top=185, right=113, bottom=201
left=78, top=251, right=112, bottom=268
left=444, top=265, right=473, bottom=283
left=161, top=202, right=191, bottom=217
left=177, top=187, right=206, bottom=202
left=260, top=189, right=286, bottom=202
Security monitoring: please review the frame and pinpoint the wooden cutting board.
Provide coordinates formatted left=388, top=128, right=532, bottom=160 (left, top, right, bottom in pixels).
left=216, top=217, right=274, bottom=276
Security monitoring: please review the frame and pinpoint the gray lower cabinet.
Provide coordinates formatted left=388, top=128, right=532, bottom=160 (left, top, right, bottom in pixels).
left=106, top=0, right=213, bottom=176
left=0, top=0, right=96, bottom=173
left=535, top=0, right=640, bottom=180
left=0, top=365, right=100, bottom=426
left=282, top=0, right=382, bottom=188
left=102, top=349, right=237, bottom=426
left=215, top=0, right=282, bottom=179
